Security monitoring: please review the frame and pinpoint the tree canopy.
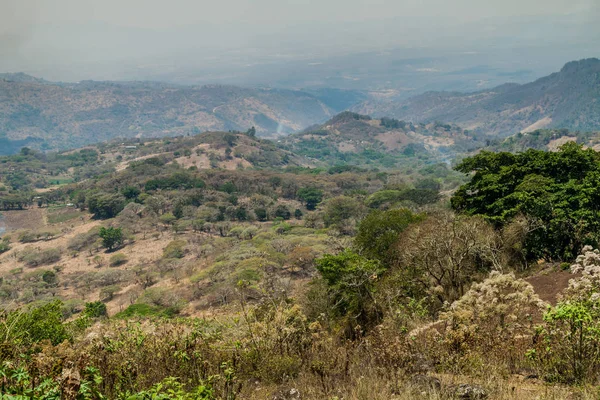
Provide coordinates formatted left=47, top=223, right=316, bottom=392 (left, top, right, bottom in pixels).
left=452, top=142, right=600, bottom=260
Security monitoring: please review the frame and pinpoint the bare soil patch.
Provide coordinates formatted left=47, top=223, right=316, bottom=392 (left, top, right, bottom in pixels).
left=0, top=208, right=47, bottom=232
left=526, top=269, right=575, bottom=305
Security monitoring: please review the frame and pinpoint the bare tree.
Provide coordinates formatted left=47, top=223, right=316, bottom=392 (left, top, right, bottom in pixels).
left=394, top=211, right=501, bottom=309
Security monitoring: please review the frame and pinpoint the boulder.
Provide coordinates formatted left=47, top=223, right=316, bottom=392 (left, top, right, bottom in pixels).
left=450, top=383, right=488, bottom=399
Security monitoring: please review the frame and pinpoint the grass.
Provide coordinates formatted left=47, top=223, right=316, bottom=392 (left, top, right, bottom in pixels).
left=49, top=177, right=74, bottom=185
left=47, top=209, right=84, bottom=224
left=114, top=303, right=180, bottom=319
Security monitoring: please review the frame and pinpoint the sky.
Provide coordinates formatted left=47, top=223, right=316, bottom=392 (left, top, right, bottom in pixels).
left=1, top=0, right=599, bottom=84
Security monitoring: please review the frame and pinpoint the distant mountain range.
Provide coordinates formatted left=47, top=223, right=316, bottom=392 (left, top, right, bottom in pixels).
left=2, top=58, right=600, bottom=155
left=356, top=58, right=600, bottom=137
left=0, top=77, right=352, bottom=154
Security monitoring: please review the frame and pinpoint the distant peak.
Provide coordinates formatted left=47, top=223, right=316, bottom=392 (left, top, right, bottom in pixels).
left=328, top=111, right=372, bottom=124
left=560, top=58, right=600, bottom=74
left=0, top=72, right=47, bottom=84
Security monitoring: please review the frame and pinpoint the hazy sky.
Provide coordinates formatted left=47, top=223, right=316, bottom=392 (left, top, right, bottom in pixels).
left=1, top=0, right=599, bottom=83
left=5, top=0, right=597, bottom=26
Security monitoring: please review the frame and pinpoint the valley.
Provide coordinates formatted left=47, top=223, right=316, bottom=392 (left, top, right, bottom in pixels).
left=1, top=104, right=600, bottom=397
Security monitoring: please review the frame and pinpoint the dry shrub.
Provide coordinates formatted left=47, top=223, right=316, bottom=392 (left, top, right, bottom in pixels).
left=396, top=212, right=502, bottom=311
left=414, top=272, right=545, bottom=373
left=18, top=246, right=62, bottom=267
left=530, top=246, right=600, bottom=383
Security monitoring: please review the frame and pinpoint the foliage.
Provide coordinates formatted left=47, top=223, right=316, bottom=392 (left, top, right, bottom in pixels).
left=394, top=212, right=501, bottom=310
left=0, top=238, right=10, bottom=254
left=84, top=301, right=108, bottom=318
left=122, top=186, right=141, bottom=199
left=354, top=208, right=423, bottom=265
left=127, top=377, right=215, bottom=399
left=323, top=196, right=365, bottom=231
left=145, top=172, right=205, bottom=191
left=436, top=272, right=545, bottom=365
left=87, top=192, right=126, bottom=219
left=297, top=187, right=323, bottom=210
left=99, top=226, right=123, bottom=251
left=452, top=143, right=600, bottom=260
left=163, top=240, right=186, bottom=259
left=530, top=246, right=600, bottom=383
left=316, top=250, right=385, bottom=332
left=115, top=303, right=180, bottom=319
left=0, top=300, right=70, bottom=347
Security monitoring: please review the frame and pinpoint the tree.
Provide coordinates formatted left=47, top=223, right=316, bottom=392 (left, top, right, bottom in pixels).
left=316, top=250, right=384, bottom=333
left=87, top=192, right=126, bottom=219
left=255, top=207, right=268, bottom=221
left=246, top=126, right=256, bottom=137
left=99, top=227, right=123, bottom=251
left=42, top=270, right=58, bottom=285
left=274, top=205, right=291, bottom=220
left=323, top=196, right=365, bottom=229
left=121, top=186, right=141, bottom=199
left=452, top=143, right=600, bottom=260
left=394, top=212, right=501, bottom=310
left=163, top=240, right=186, bottom=259
left=288, top=246, right=316, bottom=274
left=354, top=208, right=424, bottom=265
left=297, top=187, right=323, bottom=210
left=84, top=301, right=108, bottom=318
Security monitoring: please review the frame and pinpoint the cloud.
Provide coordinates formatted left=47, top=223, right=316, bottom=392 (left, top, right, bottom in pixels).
left=0, top=0, right=597, bottom=81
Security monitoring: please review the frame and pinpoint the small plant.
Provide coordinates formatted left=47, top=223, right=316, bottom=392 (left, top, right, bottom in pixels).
left=0, top=238, right=10, bottom=254
left=109, top=252, right=128, bottom=267
left=163, top=240, right=186, bottom=259
left=92, top=255, right=103, bottom=267
left=84, top=301, right=108, bottom=318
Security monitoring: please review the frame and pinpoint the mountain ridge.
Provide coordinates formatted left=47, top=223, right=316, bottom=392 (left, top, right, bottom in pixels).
left=0, top=78, right=349, bottom=154
left=355, top=58, right=600, bottom=136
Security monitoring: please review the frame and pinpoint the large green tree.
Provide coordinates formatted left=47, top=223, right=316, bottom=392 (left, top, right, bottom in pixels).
left=354, top=208, right=423, bottom=265
left=452, top=142, right=600, bottom=260
left=99, top=227, right=124, bottom=251
left=297, top=187, right=323, bottom=210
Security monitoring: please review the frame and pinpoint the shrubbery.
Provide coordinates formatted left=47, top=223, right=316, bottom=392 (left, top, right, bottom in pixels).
left=17, top=247, right=61, bottom=267
left=109, top=252, right=128, bottom=266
